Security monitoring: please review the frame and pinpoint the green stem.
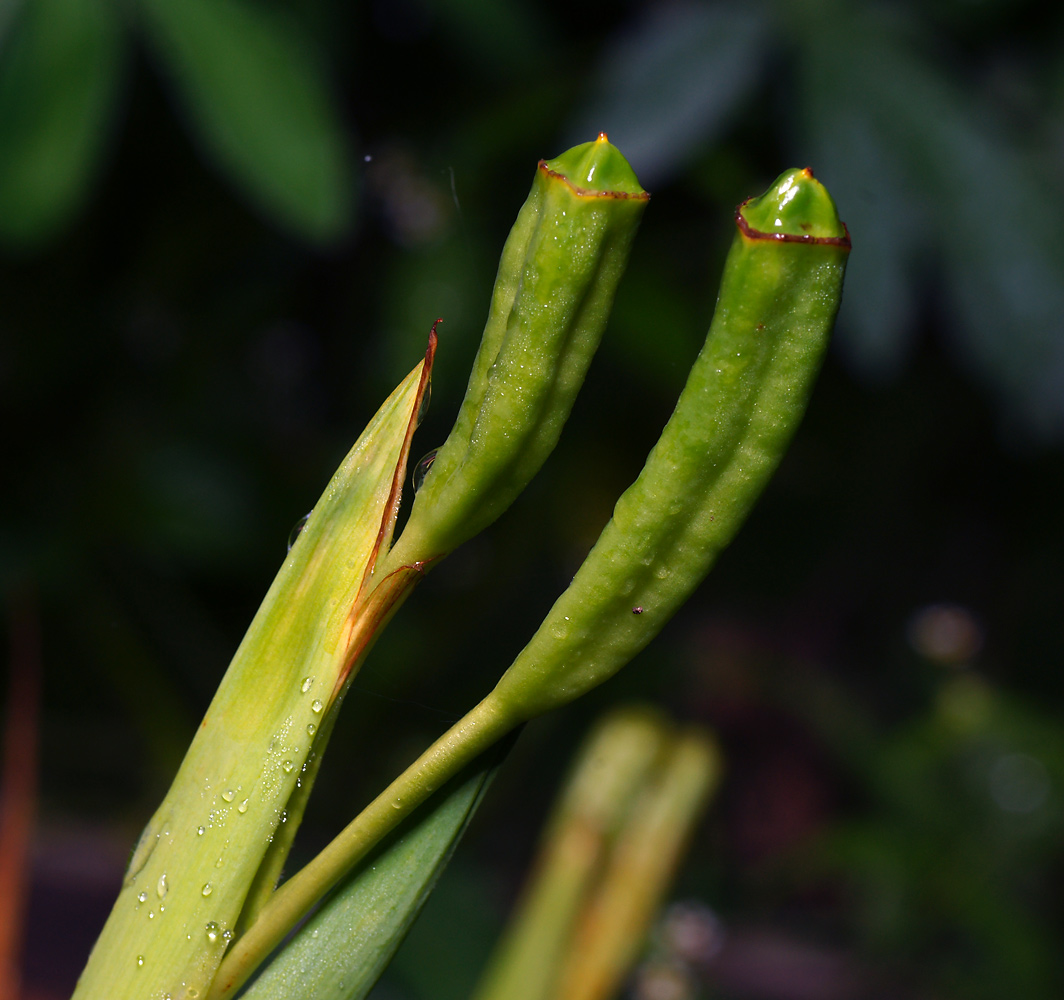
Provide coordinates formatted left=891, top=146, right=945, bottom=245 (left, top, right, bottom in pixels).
left=207, top=696, right=516, bottom=999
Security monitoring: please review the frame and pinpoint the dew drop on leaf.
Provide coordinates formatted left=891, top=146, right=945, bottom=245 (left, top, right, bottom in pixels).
left=412, top=449, right=438, bottom=492
left=287, top=513, right=311, bottom=551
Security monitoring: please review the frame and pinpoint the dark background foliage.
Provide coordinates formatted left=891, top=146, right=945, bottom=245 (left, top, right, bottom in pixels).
left=3, top=0, right=1064, bottom=997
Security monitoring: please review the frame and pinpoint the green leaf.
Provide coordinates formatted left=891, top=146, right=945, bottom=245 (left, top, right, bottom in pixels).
left=566, top=3, right=769, bottom=186
left=0, top=0, right=26, bottom=46
left=798, top=31, right=923, bottom=380
left=0, top=0, right=126, bottom=248
left=73, top=352, right=433, bottom=1000
left=239, top=738, right=508, bottom=1000
left=421, top=0, right=546, bottom=78
left=796, top=2, right=1064, bottom=440
left=137, top=0, right=354, bottom=244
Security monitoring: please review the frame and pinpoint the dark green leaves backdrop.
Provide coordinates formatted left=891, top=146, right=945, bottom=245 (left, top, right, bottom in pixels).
left=3, top=1, right=1063, bottom=997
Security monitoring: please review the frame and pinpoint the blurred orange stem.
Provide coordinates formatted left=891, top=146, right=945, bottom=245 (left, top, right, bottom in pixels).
left=0, top=591, right=41, bottom=1000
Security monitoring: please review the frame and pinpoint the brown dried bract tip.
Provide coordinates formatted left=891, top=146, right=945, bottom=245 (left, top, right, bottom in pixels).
left=597, top=131, right=609, bottom=142
left=734, top=203, right=851, bottom=248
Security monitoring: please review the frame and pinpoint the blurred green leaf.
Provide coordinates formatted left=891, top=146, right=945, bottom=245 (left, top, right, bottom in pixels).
left=0, top=0, right=26, bottom=46
left=807, top=673, right=1064, bottom=997
left=422, top=0, right=546, bottom=78
left=137, top=0, right=355, bottom=244
left=0, top=0, right=127, bottom=248
left=567, top=1, right=769, bottom=186
left=798, top=40, right=924, bottom=380
left=795, top=2, right=1064, bottom=440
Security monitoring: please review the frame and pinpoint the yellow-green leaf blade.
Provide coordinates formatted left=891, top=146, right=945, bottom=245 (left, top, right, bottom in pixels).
left=73, top=352, right=430, bottom=1000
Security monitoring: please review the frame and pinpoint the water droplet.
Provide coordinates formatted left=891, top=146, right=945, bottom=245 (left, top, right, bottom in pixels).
left=188, top=990, right=199, bottom=998
left=156, top=874, right=168, bottom=898
left=391, top=799, right=402, bottom=810
left=412, top=449, right=438, bottom=492
left=196, top=826, right=205, bottom=836
left=223, top=929, right=234, bottom=941
left=301, top=676, right=314, bottom=694
left=287, top=513, right=311, bottom=551
left=280, top=810, right=288, bottom=824
left=282, top=760, right=294, bottom=773
left=137, top=955, right=144, bottom=967
left=205, top=921, right=220, bottom=943
left=221, top=789, right=235, bottom=802
left=306, top=723, right=317, bottom=736
left=148, top=910, right=155, bottom=919
left=238, top=798, right=249, bottom=814
left=202, top=883, right=213, bottom=897
left=137, top=891, right=148, bottom=903
left=311, top=699, right=323, bottom=714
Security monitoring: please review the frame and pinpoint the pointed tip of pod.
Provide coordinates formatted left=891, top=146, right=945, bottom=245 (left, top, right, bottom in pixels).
left=540, top=136, right=649, bottom=200
left=737, top=167, right=850, bottom=246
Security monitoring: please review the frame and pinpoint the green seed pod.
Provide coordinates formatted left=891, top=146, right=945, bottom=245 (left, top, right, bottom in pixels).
left=384, top=134, right=649, bottom=571
left=489, top=167, right=850, bottom=718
